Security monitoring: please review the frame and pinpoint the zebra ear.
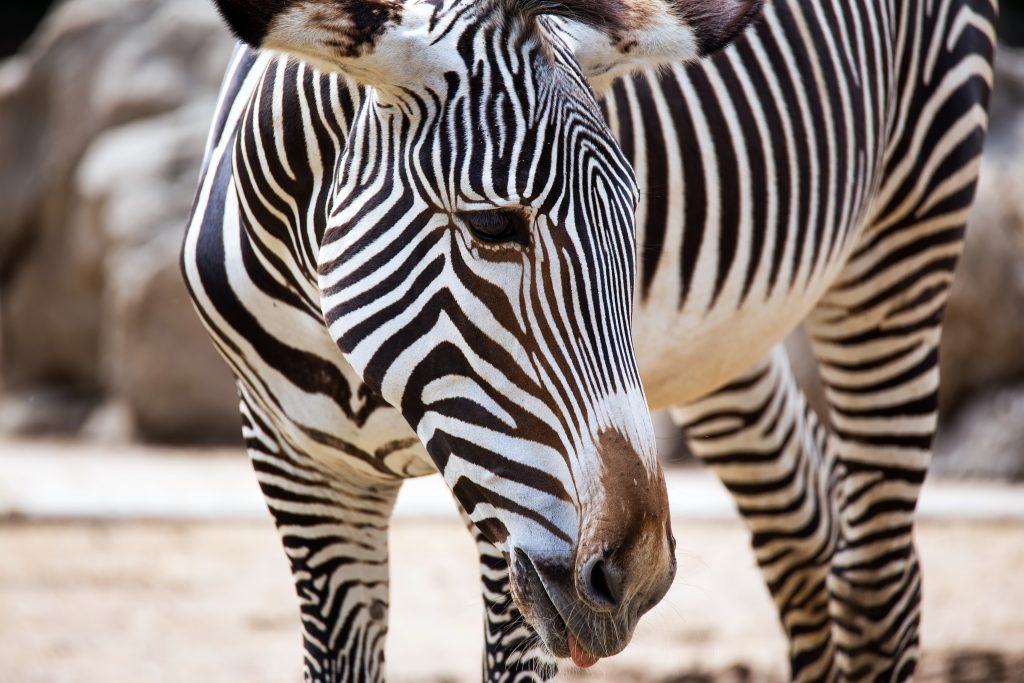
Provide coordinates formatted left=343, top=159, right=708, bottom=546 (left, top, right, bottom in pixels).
left=211, top=0, right=431, bottom=88
left=557, top=0, right=763, bottom=92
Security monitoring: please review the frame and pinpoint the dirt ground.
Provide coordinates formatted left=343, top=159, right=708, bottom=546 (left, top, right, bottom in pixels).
left=1, top=518, right=1022, bottom=683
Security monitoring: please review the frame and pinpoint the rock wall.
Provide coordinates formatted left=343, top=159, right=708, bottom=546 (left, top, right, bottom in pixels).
left=0, top=0, right=1021, bottom=477
left=0, top=0, right=239, bottom=442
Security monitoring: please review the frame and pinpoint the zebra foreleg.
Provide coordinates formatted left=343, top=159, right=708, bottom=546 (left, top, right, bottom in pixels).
left=805, top=222, right=968, bottom=682
left=672, top=347, right=840, bottom=683
left=456, top=505, right=559, bottom=682
left=240, top=392, right=402, bottom=683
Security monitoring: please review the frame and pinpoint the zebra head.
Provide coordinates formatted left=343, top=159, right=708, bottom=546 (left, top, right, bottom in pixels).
left=212, top=0, right=761, bottom=665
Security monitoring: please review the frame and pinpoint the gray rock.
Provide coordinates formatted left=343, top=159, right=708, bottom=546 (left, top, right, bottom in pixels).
left=75, top=102, right=218, bottom=250
left=108, top=240, right=241, bottom=444
left=933, top=384, right=1024, bottom=480
left=77, top=105, right=241, bottom=444
left=939, top=156, right=1024, bottom=417
left=78, top=400, right=137, bottom=444
left=0, top=387, right=99, bottom=436
left=0, top=0, right=232, bottom=394
left=0, top=0, right=239, bottom=442
left=986, top=46, right=1024, bottom=162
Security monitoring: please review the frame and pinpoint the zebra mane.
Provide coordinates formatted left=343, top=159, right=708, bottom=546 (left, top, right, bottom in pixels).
left=500, top=0, right=765, bottom=56
left=500, top=0, right=630, bottom=33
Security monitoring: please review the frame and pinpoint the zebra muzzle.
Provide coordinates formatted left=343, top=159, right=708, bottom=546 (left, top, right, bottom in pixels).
left=511, top=545, right=664, bottom=662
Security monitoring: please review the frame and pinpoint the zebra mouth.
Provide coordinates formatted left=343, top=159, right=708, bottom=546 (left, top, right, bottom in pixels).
left=512, top=548, right=635, bottom=662
left=511, top=549, right=571, bottom=658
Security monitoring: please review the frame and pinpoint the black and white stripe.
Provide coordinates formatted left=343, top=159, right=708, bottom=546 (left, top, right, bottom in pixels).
left=643, top=1, right=995, bottom=680
left=183, top=0, right=996, bottom=680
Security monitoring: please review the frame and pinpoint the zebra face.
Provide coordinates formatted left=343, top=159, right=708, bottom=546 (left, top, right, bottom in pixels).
left=213, top=0, right=761, bottom=665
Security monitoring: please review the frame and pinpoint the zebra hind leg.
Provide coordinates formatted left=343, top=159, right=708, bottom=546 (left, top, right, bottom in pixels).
left=807, top=11, right=993, bottom=675
left=806, top=219, right=972, bottom=681
left=671, top=347, right=841, bottom=683
left=458, top=505, right=558, bottom=682
left=240, top=390, right=402, bottom=683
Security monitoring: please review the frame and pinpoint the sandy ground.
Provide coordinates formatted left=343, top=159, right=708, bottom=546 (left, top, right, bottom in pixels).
left=1, top=518, right=1022, bottom=683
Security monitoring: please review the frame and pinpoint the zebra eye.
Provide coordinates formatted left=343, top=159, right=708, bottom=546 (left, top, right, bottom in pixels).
left=462, top=210, right=529, bottom=246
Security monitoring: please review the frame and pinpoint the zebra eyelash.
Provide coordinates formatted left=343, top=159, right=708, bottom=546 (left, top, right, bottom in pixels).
left=457, top=209, right=532, bottom=247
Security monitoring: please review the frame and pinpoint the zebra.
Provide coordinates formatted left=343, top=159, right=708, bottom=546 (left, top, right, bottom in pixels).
left=182, top=0, right=995, bottom=681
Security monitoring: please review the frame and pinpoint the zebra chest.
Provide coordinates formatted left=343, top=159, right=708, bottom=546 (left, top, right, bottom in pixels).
left=235, top=327, right=435, bottom=481
left=195, top=214, right=436, bottom=480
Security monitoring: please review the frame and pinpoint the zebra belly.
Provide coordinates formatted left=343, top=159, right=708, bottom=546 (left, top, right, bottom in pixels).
left=632, top=271, right=837, bottom=411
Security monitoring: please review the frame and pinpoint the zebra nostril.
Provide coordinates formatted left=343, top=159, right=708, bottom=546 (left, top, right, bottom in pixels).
left=581, top=554, right=621, bottom=608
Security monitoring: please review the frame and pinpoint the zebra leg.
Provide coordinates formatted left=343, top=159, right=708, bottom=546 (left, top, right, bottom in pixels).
left=240, top=391, right=402, bottom=683
left=671, top=347, right=840, bottom=683
left=457, top=505, right=558, bottom=682
left=805, top=225, right=969, bottom=681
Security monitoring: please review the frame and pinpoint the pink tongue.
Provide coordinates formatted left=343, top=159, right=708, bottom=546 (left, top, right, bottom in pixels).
left=567, top=632, right=600, bottom=668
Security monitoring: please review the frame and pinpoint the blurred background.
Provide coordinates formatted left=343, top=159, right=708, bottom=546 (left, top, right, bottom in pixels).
left=0, top=1, right=1022, bottom=682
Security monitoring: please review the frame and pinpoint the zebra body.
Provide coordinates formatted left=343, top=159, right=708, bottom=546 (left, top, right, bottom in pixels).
left=184, top=0, right=996, bottom=680
left=627, top=0, right=993, bottom=409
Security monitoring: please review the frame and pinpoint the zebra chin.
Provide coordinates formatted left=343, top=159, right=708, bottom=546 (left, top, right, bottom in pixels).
left=509, top=542, right=674, bottom=662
